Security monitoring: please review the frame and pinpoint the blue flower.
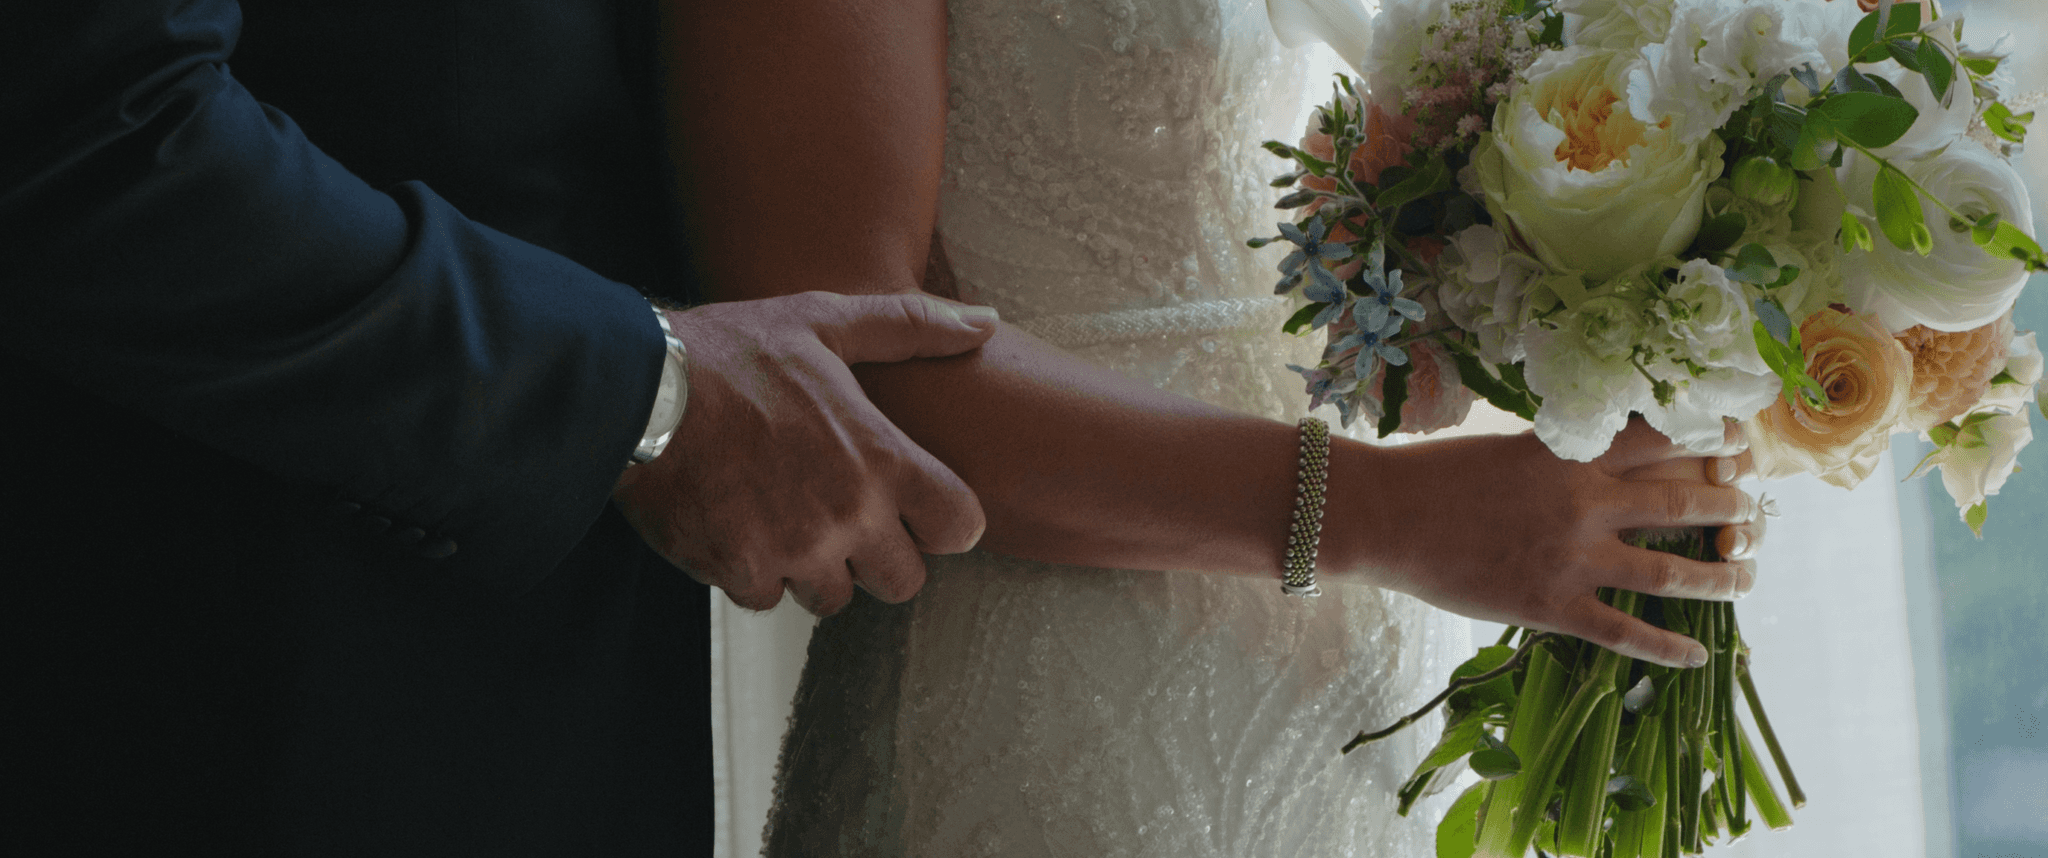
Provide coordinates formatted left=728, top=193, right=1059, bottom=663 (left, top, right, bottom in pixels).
left=1354, top=240, right=1426, bottom=334
left=1273, top=218, right=1352, bottom=296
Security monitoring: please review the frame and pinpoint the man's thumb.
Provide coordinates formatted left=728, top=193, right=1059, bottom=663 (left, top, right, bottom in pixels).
left=826, top=293, right=1000, bottom=365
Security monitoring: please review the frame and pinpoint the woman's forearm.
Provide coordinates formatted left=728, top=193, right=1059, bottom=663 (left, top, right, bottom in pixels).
left=849, top=323, right=1393, bottom=582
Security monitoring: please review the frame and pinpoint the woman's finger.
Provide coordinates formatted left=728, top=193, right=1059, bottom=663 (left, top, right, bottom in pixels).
left=1595, top=418, right=1693, bottom=474
left=1716, top=505, right=1768, bottom=561
left=1602, top=541, right=1756, bottom=601
left=1559, top=594, right=1710, bottom=669
left=1619, top=451, right=1753, bottom=486
left=1614, top=479, right=1759, bottom=529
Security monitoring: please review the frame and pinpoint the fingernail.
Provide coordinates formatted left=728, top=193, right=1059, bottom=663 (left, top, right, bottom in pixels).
left=1686, top=646, right=1709, bottom=669
left=1727, top=529, right=1751, bottom=560
left=1734, top=567, right=1755, bottom=598
left=955, top=305, right=1000, bottom=329
left=1714, top=457, right=1738, bottom=485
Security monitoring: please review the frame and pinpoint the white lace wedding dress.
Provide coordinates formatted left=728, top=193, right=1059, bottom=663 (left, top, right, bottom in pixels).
left=763, top=1, right=1471, bottom=854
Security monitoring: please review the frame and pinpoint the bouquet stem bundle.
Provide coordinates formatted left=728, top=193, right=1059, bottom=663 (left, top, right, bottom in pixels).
left=1350, top=530, right=1803, bottom=858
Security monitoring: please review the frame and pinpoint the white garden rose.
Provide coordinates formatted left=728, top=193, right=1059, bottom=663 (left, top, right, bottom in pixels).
left=1630, top=0, right=1825, bottom=145
left=1556, top=0, right=1676, bottom=49
left=1473, top=47, right=1726, bottom=283
left=1840, top=142, right=2034, bottom=333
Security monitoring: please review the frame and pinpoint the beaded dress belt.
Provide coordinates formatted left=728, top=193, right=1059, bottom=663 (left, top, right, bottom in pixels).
left=1011, top=295, right=1296, bottom=350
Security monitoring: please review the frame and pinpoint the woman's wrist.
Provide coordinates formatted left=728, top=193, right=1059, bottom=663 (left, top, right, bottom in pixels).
left=1315, top=434, right=1402, bottom=590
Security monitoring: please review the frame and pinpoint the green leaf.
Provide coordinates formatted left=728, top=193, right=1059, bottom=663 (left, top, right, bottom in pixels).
left=1377, top=155, right=1452, bottom=212
left=1270, top=169, right=1307, bottom=188
left=1965, top=501, right=1988, bottom=538
left=1447, top=645, right=1521, bottom=717
left=1790, top=64, right=1822, bottom=98
left=1444, top=346, right=1541, bottom=420
left=1378, top=360, right=1413, bottom=439
left=1928, top=421, right=1960, bottom=447
left=1963, top=56, right=2002, bottom=77
left=1989, top=368, right=2019, bottom=386
left=1871, top=166, right=1928, bottom=253
left=1978, top=220, right=2045, bottom=268
left=1849, top=4, right=1923, bottom=64
left=1752, top=299, right=1793, bottom=348
left=1842, top=212, right=1875, bottom=253
left=1275, top=188, right=1319, bottom=210
left=1262, top=140, right=1296, bottom=158
left=1692, top=212, right=1748, bottom=259
left=1985, top=102, right=2032, bottom=144
left=1608, top=775, right=1658, bottom=813
left=1887, top=38, right=1922, bottom=72
left=1971, top=212, right=2004, bottom=247
left=1817, top=92, right=1921, bottom=149
left=1471, top=747, right=1523, bottom=780
left=1436, top=783, right=1486, bottom=858
left=1791, top=111, right=1837, bottom=172
left=1834, top=64, right=1881, bottom=95
left=1539, top=10, right=1565, bottom=46
left=1767, top=102, right=1807, bottom=150
left=1282, top=301, right=1322, bottom=335
left=1726, top=244, right=1781, bottom=285
left=1918, top=38, right=1954, bottom=104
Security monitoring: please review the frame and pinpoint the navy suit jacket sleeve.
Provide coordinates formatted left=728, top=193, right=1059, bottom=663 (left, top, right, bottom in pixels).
left=0, top=1, right=666, bottom=592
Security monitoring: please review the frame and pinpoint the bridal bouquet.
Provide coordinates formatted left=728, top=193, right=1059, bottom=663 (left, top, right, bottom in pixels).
left=1257, top=0, right=2043, bottom=856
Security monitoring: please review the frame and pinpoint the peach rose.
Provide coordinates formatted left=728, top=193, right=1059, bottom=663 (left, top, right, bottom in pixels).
left=1896, top=313, right=2015, bottom=431
left=1366, top=338, right=1478, bottom=434
left=1745, top=308, right=1914, bottom=488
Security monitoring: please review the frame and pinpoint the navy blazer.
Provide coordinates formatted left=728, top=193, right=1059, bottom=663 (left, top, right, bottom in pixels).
left=3, top=2, right=712, bottom=854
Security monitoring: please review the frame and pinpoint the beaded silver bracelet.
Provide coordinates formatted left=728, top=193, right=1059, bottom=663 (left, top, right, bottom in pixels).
left=1282, top=416, right=1330, bottom=597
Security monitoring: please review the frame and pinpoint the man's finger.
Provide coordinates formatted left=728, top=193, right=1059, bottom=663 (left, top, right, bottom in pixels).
left=1565, top=595, right=1711, bottom=669
left=784, top=564, right=858, bottom=618
left=807, top=291, right=1001, bottom=366
left=884, top=423, right=987, bottom=556
left=847, top=527, right=929, bottom=604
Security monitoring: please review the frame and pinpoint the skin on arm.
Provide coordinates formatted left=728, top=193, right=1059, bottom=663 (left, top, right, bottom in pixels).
left=659, top=0, right=1763, bottom=668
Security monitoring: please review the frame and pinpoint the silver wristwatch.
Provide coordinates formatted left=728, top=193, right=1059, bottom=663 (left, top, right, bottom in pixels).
left=629, top=304, right=690, bottom=466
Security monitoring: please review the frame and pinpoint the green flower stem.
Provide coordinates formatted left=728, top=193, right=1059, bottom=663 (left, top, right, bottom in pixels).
left=1344, top=632, right=1559, bottom=751
left=1662, top=701, right=1685, bottom=858
left=1719, top=604, right=1750, bottom=837
left=1474, top=641, right=1571, bottom=858
left=1489, top=620, right=1633, bottom=858
left=1557, top=690, right=1626, bottom=855
left=1737, top=654, right=1806, bottom=808
left=1736, top=722, right=1796, bottom=831
left=1611, top=703, right=1666, bottom=858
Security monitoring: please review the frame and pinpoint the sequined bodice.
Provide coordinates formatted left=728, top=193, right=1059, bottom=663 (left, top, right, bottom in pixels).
left=765, top=2, right=1469, bottom=855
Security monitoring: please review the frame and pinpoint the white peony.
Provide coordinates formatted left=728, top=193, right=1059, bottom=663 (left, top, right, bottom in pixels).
left=1473, top=47, right=1725, bottom=283
left=1557, top=0, right=1676, bottom=50
left=1629, top=0, right=1825, bottom=145
left=1839, top=141, right=2034, bottom=333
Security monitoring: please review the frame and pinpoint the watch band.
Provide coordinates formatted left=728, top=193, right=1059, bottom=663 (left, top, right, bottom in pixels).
left=629, top=305, right=690, bottom=466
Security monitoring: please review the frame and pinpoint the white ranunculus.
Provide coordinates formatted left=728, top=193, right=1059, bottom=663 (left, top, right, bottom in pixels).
left=1839, top=142, right=2034, bottom=333
left=1524, top=322, right=1656, bottom=461
left=1473, top=47, right=1726, bottom=283
left=1266, top=0, right=1377, bottom=75
left=1630, top=0, right=1825, bottom=145
left=1778, top=0, right=1865, bottom=89
left=1860, top=16, right=1974, bottom=161
left=1557, top=0, right=1676, bottom=49
left=1660, top=259, right=1770, bottom=375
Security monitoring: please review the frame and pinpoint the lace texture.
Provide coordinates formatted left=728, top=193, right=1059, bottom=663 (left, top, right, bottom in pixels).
left=765, top=2, right=1471, bottom=855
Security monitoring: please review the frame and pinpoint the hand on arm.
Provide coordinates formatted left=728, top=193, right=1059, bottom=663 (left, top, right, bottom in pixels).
left=612, top=291, right=998, bottom=615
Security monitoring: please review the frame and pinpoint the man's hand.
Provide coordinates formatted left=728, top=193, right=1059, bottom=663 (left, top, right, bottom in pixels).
left=613, top=290, right=999, bottom=615
left=1342, top=418, right=1765, bottom=669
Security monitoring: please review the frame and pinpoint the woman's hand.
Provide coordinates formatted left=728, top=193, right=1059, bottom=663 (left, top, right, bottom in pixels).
left=1329, top=418, right=1764, bottom=669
